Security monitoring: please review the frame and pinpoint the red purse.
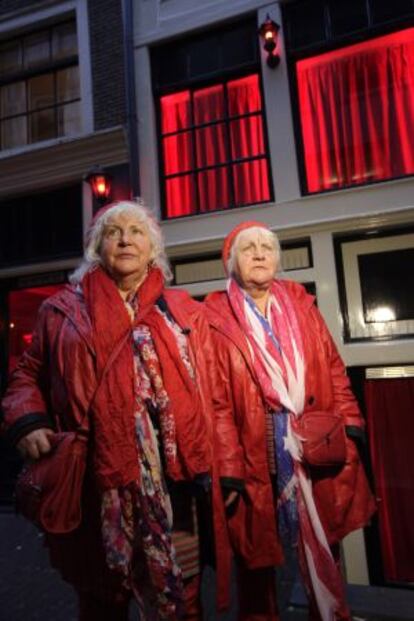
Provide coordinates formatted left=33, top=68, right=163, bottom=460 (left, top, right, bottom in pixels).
left=295, top=410, right=347, bottom=467
left=15, top=431, right=88, bottom=534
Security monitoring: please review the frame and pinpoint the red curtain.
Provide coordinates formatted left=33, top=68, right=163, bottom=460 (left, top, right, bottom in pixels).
left=364, top=377, right=414, bottom=583
left=297, top=28, right=414, bottom=193
left=160, top=74, right=270, bottom=217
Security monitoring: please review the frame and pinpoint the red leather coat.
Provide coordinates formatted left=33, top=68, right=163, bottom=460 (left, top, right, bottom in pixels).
left=205, top=280, right=375, bottom=570
left=1, top=285, right=231, bottom=608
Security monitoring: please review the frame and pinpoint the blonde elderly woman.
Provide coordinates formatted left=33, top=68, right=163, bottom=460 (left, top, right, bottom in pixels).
left=1, top=200, right=230, bottom=621
left=205, top=221, right=375, bottom=621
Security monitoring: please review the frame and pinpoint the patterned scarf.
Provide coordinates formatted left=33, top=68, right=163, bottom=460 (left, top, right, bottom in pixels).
left=227, top=278, right=350, bottom=621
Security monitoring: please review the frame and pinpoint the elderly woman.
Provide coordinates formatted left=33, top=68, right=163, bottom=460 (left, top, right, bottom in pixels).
left=1, top=200, right=229, bottom=621
left=205, top=221, right=375, bottom=621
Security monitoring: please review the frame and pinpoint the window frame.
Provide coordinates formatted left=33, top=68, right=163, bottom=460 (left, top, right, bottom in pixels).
left=0, top=18, right=80, bottom=152
left=155, top=68, right=274, bottom=220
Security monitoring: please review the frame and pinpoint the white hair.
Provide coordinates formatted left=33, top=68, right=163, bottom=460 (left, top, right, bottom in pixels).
left=226, top=226, right=281, bottom=279
left=70, top=199, right=172, bottom=284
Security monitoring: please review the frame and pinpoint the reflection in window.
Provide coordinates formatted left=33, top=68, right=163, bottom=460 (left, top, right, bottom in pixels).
left=159, top=74, right=271, bottom=218
left=0, top=20, right=80, bottom=151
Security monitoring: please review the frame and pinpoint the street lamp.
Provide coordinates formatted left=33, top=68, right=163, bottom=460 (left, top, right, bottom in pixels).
left=258, top=15, right=280, bottom=68
left=84, top=166, right=113, bottom=206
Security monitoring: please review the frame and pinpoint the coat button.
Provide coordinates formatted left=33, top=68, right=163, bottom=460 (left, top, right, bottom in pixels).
left=308, top=395, right=315, bottom=405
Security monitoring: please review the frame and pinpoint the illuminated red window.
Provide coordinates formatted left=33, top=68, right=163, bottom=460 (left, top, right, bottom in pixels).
left=297, top=28, right=414, bottom=193
left=160, top=74, right=271, bottom=218
left=8, top=285, right=64, bottom=373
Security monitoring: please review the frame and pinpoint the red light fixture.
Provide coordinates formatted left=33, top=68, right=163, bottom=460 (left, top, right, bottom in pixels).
left=258, top=15, right=280, bottom=68
left=84, top=165, right=113, bottom=205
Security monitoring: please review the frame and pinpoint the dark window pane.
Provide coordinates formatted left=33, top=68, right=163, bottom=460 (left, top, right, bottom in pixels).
left=232, top=159, right=270, bottom=205
left=1, top=82, right=26, bottom=117
left=29, top=108, right=56, bottom=142
left=198, top=168, right=230, bottom=212
left=163, top=132, right=193, bottom=174
left=358, top=248, right=414, bottom=323
left=189, top=34, right=220, bottom=77
left=161, top=91, right=191, bottom=133
left=0, top=41, right=22, bottom=75
left=24, top=30, right=50, bottom=68
left=193, top=84, right=224, bottom=124
left=1, top=117, right=27, bottom=149
left=165, top=175, right=196, bottom=217
left=0, top=185, right=82, bottom=267
left=371, top=0, right=414, bottom=23
left=230, top=116, right=265, bottom=159
left=57, top=67, right=80, bottom=102
left=283, top=0, right=326, bottom=49
left=329, top=0, right=368, bottom=36
left=57, top=102, right=81, bottom=136
left=195, top=124, right=227, bottom=167
left=221, top=21, right=259, bottom=67
left=52, top=22, right=77, bottom=59
left=228, top=74, right=262, bottom=116
left=28, top=74, right=54, bottom=111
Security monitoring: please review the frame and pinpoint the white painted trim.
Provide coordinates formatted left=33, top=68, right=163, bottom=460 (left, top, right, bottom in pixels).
left=76, top=0, right=94, bottom=133
left=0, top=1, right=76, bottom=33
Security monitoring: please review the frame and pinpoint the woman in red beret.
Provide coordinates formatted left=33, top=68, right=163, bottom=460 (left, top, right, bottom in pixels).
left=205, top=221, right=375, bottom=621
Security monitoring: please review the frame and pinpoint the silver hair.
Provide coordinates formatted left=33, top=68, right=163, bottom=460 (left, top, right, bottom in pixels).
left=226, top=226, right=281, bottom=279
left=69, top=199, right=173, bottom=284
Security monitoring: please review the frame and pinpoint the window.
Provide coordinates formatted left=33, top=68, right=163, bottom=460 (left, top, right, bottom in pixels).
left=0, top=20, right=80, bottom=151
left=296, top=28, right=414, bottom=193
left=152, top=18, right=273, bottom=219
left=160, top=74, right=271, bottom=218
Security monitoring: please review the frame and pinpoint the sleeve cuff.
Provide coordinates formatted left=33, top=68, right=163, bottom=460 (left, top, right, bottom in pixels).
left=4, top=413, right=54, bottom=447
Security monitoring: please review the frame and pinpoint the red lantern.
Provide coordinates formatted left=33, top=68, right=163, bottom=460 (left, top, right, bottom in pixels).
left=84, top=166, right=113, bottom=205
left=258, top=15, right=280, bottom=68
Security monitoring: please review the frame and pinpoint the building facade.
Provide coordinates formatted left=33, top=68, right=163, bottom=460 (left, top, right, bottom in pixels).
left=0, top=0, right=413, bottom=607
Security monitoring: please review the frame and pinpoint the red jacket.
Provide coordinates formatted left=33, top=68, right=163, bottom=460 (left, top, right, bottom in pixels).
left=1, top=285, right=231, bottom=609
left=205, top=280, right=375, bottom=569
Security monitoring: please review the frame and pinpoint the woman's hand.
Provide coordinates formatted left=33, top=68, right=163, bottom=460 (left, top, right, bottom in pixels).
left=224, top=490, right=240, bottom=508
left=16, top=428, right=55, bottom=460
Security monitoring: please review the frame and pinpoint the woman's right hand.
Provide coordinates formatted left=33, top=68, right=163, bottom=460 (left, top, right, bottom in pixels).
left=16, top=428, right=55, bottom=460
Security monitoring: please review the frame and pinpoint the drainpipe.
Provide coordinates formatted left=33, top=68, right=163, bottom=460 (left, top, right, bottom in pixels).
left=122, top=0, right=140, bottom=198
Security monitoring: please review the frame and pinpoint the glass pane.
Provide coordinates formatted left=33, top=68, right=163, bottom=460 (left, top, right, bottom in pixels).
left=165, top=174, right=196, bottom=218
left=232, top=159, right=270, bottom=205
left=1, top=117, right=27, bottom=150
left=57, top=66, right=80, bottom=102
left=8, top=285, right=64, bottom=373
left=1, top=82, right=26, bottom=117
left=163, top=131, right=193, bottom=175
left=195, top=124, right=227, bottom=167
left=161, top=90, right=191, bottom=133
left=29, top=108, right=56, bottom=142
left=28, top=74, right=54, bottom=111
left=58, top=102, right=81, bottom=136
left=198, top=168, right=230, bottom=212
left=227, top=74, right=262, bottom=117
left=24, top=30, right=50, bottom=68
left=230, top=116, right=265, bottom=159
left=193, top=84, right=224, bottom=124
left=52, top=21, right=77, bottom=59
left=0, top=41, right=22, bottom=75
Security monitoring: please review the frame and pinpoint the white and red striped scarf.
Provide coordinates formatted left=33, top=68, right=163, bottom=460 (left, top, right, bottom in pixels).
left=227, top=278, right=350, bottom=621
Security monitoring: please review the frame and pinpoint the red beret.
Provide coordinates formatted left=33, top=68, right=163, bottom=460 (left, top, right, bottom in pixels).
left=222, top=221, right=269, bottom=273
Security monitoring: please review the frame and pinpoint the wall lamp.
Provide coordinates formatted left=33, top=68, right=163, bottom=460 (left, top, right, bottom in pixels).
left=258, top=14, right=280, bottom=68
left=84, top=165, right=113, bottom=206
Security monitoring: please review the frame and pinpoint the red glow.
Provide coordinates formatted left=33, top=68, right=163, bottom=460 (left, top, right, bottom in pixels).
left=90, top=175, right=111, bottom=199
left=161, top=74, right=270, bottom=217
left=297, top=28, right=414, bottom=192
left=22, top=333, right=33, bottom=345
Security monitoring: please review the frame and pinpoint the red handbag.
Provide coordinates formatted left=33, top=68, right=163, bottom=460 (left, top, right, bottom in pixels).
left=295, top=410, right=347, bottom=467
left=15, top=431, right=88, bottom=534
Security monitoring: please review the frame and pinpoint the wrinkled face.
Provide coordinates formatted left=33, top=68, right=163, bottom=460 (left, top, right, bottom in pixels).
left=235, top=229, right=278, bottom=290
left=100, top=212, right=153, bottom=283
